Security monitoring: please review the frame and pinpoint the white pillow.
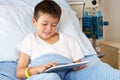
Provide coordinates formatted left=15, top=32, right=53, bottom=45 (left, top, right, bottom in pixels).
left=0, top=0, right=38, bottom=7
left=0, top=0, right=71, bottom=8
left=0, top=6, right=35, bottom=61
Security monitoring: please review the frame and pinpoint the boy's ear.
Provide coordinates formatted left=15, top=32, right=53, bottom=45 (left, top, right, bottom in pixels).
left=32, top=18, right=36, bottom=24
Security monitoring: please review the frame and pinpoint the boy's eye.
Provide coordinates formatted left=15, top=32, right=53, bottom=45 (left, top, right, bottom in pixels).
left=42, top=23, right=47, bottom=26
left=52, top=24, right=57, bottom=27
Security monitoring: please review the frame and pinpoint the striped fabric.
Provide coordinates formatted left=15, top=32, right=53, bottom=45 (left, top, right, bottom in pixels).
left=0, top=61, right=18, bottom=80
left=0, top=54, right=120, bottom=80
left=65, top=62, right=120, bottom=80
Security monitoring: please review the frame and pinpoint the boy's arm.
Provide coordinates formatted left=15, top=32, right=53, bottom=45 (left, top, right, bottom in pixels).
left=16, top=52, right=30, bottom=79
left=16, top=52, right=57, bottom=79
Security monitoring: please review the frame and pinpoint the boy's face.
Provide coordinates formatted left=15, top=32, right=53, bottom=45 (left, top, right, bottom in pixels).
left=32, top=13, right=59, bottom=40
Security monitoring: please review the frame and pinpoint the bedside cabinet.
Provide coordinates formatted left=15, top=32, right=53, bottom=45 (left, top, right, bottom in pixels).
left=99, top=41, right=120, bottom=70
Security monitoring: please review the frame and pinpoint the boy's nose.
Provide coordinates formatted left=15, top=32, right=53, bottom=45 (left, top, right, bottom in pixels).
left=47, top=25, right=52, bottom=31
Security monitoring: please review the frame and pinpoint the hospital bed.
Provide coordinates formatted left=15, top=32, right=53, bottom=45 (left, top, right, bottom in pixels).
left=0, top=0, right=120, bottom=80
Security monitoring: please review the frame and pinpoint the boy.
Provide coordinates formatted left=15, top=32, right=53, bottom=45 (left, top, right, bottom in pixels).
left=16, top=0, right=85, bottom=80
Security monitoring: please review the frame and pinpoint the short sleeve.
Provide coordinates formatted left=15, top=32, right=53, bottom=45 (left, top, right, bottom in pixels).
left=17, top=33, right=32, bottom=56
left=68, top=37, right=84, bottom=61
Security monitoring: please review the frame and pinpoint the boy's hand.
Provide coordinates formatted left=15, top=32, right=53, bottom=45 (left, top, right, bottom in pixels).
left=38, top=62, right=57, bottom=73
left=73, top=64, right=86, bottom=71
left=44, top=62, right=57, bottom=68
left=47, top=62, right=57, bottom=67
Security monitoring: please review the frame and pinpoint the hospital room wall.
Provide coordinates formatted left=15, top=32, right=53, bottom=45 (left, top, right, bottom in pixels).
left=101, top=0, right=120, bottom=41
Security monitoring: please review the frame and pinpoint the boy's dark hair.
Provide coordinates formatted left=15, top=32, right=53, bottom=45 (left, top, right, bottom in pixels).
left=34, top=0, right=62, bottom=21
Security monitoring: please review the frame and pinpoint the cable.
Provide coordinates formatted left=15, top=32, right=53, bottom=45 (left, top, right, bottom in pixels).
left=82, top=2, right=86, bottom=16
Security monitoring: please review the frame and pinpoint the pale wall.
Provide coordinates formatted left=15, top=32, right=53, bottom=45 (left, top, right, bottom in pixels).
left=102, top=0, right=120, bottom=41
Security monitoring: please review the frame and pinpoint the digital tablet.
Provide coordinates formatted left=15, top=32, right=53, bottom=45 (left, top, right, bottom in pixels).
left=45, top=60, right=90, bottom=73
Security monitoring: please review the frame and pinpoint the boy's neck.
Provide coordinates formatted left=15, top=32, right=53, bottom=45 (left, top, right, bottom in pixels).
left=43, top=33, right=59, bottom=45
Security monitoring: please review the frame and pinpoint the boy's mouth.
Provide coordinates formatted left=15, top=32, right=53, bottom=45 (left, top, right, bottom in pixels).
left=44, top=32, right=52, bottom=36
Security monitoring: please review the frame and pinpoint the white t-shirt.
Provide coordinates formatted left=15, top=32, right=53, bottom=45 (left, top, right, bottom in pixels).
left=17, top=32, right=84, bottom=62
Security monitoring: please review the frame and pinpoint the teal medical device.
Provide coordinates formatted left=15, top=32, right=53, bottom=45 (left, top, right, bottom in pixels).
left=82, top=11, right=92, bottom=38
left=92, top=11, right=103, bottom=39
left=82, top=11, right=108, bottom=39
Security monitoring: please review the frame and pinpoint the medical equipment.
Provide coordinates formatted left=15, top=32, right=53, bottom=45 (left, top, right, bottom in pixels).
left=82, top=11, right=109, bottom=40
left=92, top=0, right=97, bottom=5
left=82, top=0, right=109, bottom=40
left=82, top=0, right=109, bottom=57
left=82, top=10, right=105, bottom=39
